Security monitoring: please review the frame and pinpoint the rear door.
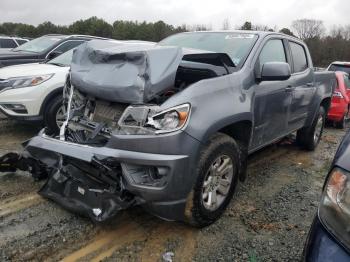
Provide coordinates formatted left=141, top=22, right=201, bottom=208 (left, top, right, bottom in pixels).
left=288, top=41, right=316, bottom=131
left=251, top=38, right=293, bottom=149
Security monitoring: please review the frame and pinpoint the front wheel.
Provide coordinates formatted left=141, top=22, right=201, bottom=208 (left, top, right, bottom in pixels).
left=185, top=133, right=241, bottom=227
left=44, top=95, right=65, bottom=135
left=296, top=106, right=326, bottom=151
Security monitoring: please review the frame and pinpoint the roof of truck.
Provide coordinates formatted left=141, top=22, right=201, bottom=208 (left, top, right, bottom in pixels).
left=181, top=30, right=302, bottom=41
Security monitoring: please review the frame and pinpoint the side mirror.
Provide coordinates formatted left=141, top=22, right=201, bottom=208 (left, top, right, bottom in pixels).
left=47, top=51, right=63, bottom=60
left=261, top=62, right=291, bottom=81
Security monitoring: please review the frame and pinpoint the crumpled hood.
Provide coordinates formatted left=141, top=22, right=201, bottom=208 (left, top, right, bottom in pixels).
left=70, top=40, right=183, bottom=103
left=70, top=40, right=234, bottom=104
left=0, top=63, right=68, bottom=79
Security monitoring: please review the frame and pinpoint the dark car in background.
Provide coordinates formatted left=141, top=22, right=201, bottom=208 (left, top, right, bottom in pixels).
left=328, top=61, right=350, bottom=75
left=0, top=36, right=29, bottom=49
left=303, top=130, right=350, bottom=261
left=0, top=34, right=107, bottom=68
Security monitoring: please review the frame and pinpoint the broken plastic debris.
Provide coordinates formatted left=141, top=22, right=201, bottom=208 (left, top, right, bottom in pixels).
left=162, top=252, right=174, bottom=262
left=92, top=208, right=102, bottom=217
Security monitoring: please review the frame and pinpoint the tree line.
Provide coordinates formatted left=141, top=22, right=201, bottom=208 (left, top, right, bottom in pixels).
left=1, top=17, right=349, bottom=67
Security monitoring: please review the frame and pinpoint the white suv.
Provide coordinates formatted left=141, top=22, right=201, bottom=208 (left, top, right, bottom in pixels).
left=0, top=49, right=72, bottom=133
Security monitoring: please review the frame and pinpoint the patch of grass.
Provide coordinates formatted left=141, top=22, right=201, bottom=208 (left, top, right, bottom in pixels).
left=249, top=250, right=258, bottom=262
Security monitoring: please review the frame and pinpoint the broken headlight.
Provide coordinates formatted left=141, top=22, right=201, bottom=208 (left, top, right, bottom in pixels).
left=319, top=168, right=350, bottom=250
left=118, top=103, right=190, bottom=135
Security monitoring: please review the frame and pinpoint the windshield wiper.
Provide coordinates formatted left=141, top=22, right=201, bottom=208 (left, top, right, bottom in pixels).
left=48, top=62, right=66, bottom=67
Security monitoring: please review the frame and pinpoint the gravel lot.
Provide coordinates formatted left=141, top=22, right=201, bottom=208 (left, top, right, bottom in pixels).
left=0, top=114, right=347, bottom=262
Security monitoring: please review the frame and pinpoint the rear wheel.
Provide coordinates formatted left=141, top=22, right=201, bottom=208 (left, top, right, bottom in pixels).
left=185, top=133, right=241, bottom=227
left=44, top=95, right=65, bottom=135
left=296, top=106, right=325, bottom=151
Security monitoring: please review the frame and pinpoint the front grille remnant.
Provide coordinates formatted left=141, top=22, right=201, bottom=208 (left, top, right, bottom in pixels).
left=93, top=100, right=128, bottom=128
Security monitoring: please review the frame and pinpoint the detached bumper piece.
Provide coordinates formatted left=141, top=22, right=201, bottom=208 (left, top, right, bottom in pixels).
left=0, top=152, right=48, bottom=180
left=40, top=159, right=135, bottom=222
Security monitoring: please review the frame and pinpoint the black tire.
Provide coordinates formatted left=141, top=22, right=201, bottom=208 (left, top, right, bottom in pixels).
left=185, top=133, right=241, bottom=227
left=335, top=116, right=346, bottom=129
left=296, top=106, right=326, bottom=151
left=44, top=95, right=64, bottom=135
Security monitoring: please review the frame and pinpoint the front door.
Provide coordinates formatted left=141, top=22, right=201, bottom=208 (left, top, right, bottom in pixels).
left=251, top=38, right=292, bottom=149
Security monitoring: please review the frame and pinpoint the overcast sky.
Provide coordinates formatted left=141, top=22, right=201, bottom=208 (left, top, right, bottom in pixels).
left=0, top=0, right=349, bottom=31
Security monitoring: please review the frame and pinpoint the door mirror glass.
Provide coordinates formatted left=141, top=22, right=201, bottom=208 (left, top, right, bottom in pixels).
left=261, top=62, right=291, bottom=81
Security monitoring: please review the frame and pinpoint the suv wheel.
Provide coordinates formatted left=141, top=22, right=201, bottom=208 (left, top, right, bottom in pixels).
left=296, top=106, right=325, bottom=151
left=335, top=110, right=349, bottom=129
left=185, top=133, right=240, bottom=227
left=44, top=95, right=65, bottom=135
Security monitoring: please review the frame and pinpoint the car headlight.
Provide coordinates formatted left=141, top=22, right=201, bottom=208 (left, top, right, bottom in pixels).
left=319, top=167, right=350, bottom=249
left=5, top=74, right=54, bottom=89
left=118, top=103, right=191, bottom=135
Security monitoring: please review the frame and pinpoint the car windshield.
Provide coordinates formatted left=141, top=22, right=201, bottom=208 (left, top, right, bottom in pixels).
left=12, top=36, right=63, bottom=53
left=329, top=64, right=350, bottom=75
left=47, top=49, right=74, bottom=67
left=158, top=32, right=259, bottom=66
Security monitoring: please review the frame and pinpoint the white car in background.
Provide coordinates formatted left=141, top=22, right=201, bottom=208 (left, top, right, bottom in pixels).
left=0, top=49, right=73, bottom=133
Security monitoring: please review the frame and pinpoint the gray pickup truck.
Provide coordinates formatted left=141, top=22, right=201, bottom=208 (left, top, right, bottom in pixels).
left=0, top=31, right=335, bottom=227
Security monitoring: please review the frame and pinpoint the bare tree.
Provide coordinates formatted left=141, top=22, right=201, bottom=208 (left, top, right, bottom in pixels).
left=222, top=18, right=231, bottom=30
left=186, top=24, right=212, bottom=32
left=292, top=19, right=325, bottom=40
left=253, top=24, right=272, bottom=31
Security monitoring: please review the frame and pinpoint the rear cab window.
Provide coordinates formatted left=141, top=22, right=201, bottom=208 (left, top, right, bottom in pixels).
left=289, top=41, right=308, bottom=73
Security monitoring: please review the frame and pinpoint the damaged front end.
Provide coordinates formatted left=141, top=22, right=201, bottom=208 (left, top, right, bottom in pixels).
left=0, top=40, right=233, bottom=222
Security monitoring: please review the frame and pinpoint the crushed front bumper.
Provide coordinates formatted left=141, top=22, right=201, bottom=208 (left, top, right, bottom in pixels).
left=16, top=130, right=200, bottom=222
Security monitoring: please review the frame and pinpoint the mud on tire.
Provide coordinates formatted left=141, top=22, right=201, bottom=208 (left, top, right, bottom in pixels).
left=185, top=133, right=242, bottom=227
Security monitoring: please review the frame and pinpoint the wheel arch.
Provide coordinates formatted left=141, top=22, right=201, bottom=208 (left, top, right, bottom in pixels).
left=39, top=87, right=64, bottom=116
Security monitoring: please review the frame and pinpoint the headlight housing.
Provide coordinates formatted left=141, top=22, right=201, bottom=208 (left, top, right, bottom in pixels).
left=319, top=167, right=350, bottom=250
left=118, top=103, right=191, bottom=135
left=4, top=74, right=54, bottom=89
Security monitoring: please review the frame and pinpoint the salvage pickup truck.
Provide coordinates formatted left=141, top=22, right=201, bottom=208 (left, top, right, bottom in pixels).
left=0, top=31, right=336, bottom=227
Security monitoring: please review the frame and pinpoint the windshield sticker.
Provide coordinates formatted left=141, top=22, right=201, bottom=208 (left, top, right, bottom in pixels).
left=225, top=34, right=255, bottom=39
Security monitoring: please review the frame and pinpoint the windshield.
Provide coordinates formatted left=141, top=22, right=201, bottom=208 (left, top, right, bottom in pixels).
left=159, top=32, right=258, bottom=66
left=47, top=49, right=74, bottom=66
left=329, top=64, right=350, bottom=75
left=13, top=36, right=63, bottom=53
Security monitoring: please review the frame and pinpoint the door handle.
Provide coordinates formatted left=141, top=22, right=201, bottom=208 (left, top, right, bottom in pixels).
left=285, top=85, right=294, bottom=92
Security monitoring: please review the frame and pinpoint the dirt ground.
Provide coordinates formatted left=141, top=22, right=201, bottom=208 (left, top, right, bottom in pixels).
left=0, top=114, right=347, bottom=262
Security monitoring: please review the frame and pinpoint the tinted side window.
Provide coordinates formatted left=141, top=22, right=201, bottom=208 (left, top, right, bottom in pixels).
left=259, top=39, right=286, bottom=70
left=344, top=75, right=350, bottom=89
left=16, top=39, right=27, bottom=45
left=0, top=39, right=17, bottom=48
left=289, top=42, right=308, bottom=73
left=54, top=40, right=85, bottom=53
